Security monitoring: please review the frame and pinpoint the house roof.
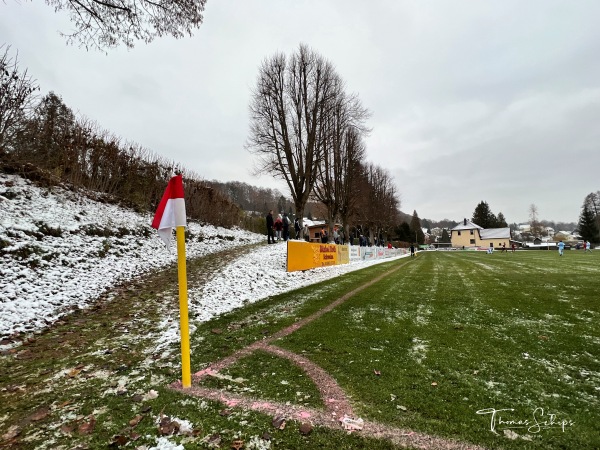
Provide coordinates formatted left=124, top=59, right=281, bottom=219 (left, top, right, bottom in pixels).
left=451, top=220, right=482, bottom=231
left=303, top=219, right=325, bottom=227
left=480, top=228, right=511, bottom=239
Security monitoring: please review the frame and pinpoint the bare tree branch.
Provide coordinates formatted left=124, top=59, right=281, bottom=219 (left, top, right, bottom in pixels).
left=38, top=0, right=207, bottom=50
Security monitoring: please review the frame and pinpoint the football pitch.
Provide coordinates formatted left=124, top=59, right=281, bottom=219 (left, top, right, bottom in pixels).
left=191, top=249, right=600, bottom=449
left=2, top=249, right=598, bottom=449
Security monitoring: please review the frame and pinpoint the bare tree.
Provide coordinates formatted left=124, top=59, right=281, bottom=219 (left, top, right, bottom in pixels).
left=353, top=162, right=399, bottom=244
left=313, top=89, right=369, bottom=240
left=41, top=0, right=207, bottom=50
left=0, top=45, right=38, bottom=153
left=529, top=203, right=542, bottom=237
left=336, top=127, right=366, bottom=235
left=247, top=44, right=341, bottom=234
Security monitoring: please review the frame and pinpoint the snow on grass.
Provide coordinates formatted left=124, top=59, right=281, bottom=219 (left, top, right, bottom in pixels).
left=153, top=243, right=409, bottom=352
left=0, top=173, right=262, bottom=341
left=1, top=172, right=408, bottom=352
left=409, top=337, right=429, bottom=364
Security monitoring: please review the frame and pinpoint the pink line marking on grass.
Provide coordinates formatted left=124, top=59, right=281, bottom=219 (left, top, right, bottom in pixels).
left=170, top=261, right=487, bottom=448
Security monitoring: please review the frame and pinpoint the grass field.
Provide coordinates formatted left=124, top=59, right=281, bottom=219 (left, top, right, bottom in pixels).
left=192, top=250, right=600, bottom=449
left=1, top=249, right=599, bottom=449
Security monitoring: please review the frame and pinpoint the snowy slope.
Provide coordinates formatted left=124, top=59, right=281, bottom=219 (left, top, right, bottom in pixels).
left=0, top=173, right=407, bottom=345
left=0, top=174, right=263, bottom=339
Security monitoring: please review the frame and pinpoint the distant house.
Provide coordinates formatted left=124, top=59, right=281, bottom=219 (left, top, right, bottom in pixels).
left=302, top=219, right=326, bottom=242
left=450, top=219, right=512, bottom=249
left=518, top=223, right=531, bottom=232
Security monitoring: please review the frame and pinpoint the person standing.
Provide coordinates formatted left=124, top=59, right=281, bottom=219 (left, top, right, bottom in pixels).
left=410, top=243, right=415, bottom=257
left=266, top=210, right=275, bottom=244
left=294, top=217, right=301, bottom=239
left=557, top=240, right=565, bottom=256
left=585, top=240, right=592, bottom=252
left=274, top=214, right=283, bottom=241
left=282, top=213, right=290, bottom=241
left=303, top=223, right=310, bottom=242
left=320, top=228, right=328, bottom=243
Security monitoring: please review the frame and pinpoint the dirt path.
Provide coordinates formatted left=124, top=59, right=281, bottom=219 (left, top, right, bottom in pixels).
left=0, top=244, right=259, bottom=449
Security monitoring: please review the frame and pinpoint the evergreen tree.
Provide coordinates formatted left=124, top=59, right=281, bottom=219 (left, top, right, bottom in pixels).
left=496, top=212, right=508, bottom=227
left=22, top=92, right=77, bottom=167
left=277, top=195, right=286, bottom=214
left=582, top=191, right=600, bottom=236
left=409, top=210, right=425, bottom=244
left=440, top=228, right=451, bottom=243
left=579, top=203, right=599, bottom=242
left=395, top=222, right=411, bottom=242
left=472, top=201, right=497, bottom=228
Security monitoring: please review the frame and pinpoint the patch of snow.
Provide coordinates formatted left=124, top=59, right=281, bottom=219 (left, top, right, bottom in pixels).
left=149, top=436, right=185, bottom=450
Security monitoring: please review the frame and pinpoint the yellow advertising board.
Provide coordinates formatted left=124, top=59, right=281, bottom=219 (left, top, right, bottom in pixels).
left=287, top=241, right=338, bottom=272
left=337, top=244, right=349, bottom=265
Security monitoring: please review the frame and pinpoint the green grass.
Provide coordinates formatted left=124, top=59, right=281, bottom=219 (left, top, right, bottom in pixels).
left=1, top=249, right=599, bottom=449
left=275, top=251, right=600, bottom=449
left=188, top=261, right=403, bottom=368
left=196, top=349, right=324, bottom=409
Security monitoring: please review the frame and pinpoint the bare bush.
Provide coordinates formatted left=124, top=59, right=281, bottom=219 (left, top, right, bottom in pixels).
left=0, top=45, right=38, bottom=154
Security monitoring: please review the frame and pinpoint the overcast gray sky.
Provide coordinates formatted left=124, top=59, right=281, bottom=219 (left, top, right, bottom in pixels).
left=2, top=0, right=599, bottom=224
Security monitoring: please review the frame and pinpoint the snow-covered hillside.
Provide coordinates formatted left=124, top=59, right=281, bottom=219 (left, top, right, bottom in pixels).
left=0, top=173, right=406, bottom=346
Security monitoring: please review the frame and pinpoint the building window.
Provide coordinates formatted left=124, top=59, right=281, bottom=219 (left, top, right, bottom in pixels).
left=470, top=239, right=475, bottom=245
left=489, top=243, right=494, bottom=247
left=470, top=230, right=474, bottom=235
left=458, top=231, right=461, bottom=236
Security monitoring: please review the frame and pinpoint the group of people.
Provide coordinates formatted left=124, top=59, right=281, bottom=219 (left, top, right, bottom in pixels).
left=266, top=210, right=291, bottom=243
left=558, top=240, right=592, bottom=256
left=266, top=210, right=310, bottom=244
left=500, top=243, right=517, bottom=252
left=266, top=210, right=351, bottom=244
left=319, top=227, right=346, bottom=244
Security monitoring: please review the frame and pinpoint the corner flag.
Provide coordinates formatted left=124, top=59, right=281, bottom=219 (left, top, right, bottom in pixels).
left=152, top=174, right=191, bottom=388
left=152, top=174, right=187, bottom=247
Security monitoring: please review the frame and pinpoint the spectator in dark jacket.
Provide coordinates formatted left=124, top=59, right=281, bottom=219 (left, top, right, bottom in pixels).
left=282, top=213, right=290, bottom=241
left=266, top=210, right=274, bottom=244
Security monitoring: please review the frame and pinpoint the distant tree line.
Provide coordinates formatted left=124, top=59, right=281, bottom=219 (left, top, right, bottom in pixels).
left=0, top=45, right=240, bottom=228
left=205, top=180, right=294, bottom=216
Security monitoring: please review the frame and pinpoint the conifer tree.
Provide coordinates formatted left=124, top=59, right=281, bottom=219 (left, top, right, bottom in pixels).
left=409, top=210, right=425, bottom=244
left=579, top=203, right=599, bottom=243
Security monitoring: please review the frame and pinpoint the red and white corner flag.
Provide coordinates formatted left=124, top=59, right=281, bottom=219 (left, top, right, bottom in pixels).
left=152, top=174, right=187, bottom=247
left=151, top=174, right=192, bottom=388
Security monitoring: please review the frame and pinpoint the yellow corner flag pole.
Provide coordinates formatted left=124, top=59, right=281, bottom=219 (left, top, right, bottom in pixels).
left=176, top=225, right=191, bottom=388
